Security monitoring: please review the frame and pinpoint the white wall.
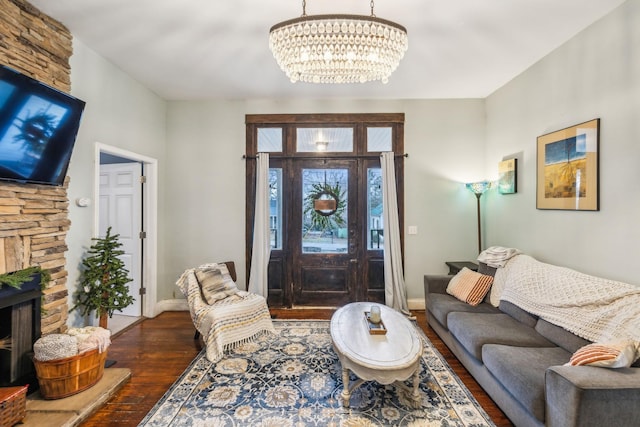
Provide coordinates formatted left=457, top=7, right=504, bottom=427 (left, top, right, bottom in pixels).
left=402, top=100, right=487, bottom=301
left=165, top=98, right=486, bottom=304
left=66, top=39, right=168, bottom=325
left=485, top=0, right=640, bottom=285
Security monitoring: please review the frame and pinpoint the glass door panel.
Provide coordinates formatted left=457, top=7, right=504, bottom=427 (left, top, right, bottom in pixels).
left=269, top=168, right=283, bottom=250
left=302, top=168, right=348, bottom=254
left=367, top=168, right=383, bottom=250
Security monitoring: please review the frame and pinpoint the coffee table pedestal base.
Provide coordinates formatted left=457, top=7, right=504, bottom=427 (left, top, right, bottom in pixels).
left=339, top=362, right=421, bottom=408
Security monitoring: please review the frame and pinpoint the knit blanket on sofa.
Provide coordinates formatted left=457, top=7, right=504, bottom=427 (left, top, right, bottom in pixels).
left=177, top=267, right=275, bottom=362
left=500, top=255, right=640, bottom=343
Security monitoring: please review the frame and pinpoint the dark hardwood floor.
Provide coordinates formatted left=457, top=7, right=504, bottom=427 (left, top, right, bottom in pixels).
left=81, top=309, right=513, bottom=426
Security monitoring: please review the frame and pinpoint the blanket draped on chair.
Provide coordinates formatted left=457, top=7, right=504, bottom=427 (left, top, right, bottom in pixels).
left=177, top=265, right=275, bottom=362
left=500, top=255, right=640, bottom=343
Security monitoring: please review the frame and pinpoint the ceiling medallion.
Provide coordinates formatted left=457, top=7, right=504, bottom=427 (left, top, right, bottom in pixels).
left=269, top=0, right=408, bottom=84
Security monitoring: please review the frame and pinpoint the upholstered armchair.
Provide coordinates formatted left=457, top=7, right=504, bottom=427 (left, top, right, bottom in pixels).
left=176, top=261, right=275, bottom=362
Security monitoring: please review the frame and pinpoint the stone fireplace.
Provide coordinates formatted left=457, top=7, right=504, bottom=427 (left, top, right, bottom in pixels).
left=0, top=0, right=74, bottom=335
left=0, top=180, right=71, bottom=335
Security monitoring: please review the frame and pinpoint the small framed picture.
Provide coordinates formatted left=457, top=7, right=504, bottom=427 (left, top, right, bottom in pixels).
left=498, top=159, right=517, bottom=194
left=536, top=119, right=599, bottom=210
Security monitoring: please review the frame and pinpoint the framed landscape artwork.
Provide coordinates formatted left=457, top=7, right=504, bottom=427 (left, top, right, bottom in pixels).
left=536, top=119, right=599, bottom=210
left=498, top=159, right=517, bottom=194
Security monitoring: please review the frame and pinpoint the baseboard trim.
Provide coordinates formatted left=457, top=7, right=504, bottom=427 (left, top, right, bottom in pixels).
left=154, top=298, right=188, bottom=315
left=408, top=298, right=425, bottom=311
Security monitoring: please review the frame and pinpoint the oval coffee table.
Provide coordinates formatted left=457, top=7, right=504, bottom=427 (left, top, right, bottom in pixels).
left=330, top=302, right=422, bottom=407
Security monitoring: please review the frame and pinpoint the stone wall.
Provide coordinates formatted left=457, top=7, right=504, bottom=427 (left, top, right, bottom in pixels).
left=0, top=0, right=71, bottom=92
left=0, top=0, right=73, bottom=334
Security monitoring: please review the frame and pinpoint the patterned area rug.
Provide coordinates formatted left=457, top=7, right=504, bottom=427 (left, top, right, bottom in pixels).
left=139, top=320, right=495, bottom=426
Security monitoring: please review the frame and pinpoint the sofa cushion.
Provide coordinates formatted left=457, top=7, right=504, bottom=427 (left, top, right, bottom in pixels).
left=483, top=344, right=572, bottom=422
left=446, top=267, right=493, bottom=306
left=535, top=319, right=591, bottom=353
left=499, top=300, right=538, bottom=328
left=427, top=293, right=499, bottom=328
left=447, top=312, right=556, bottom=360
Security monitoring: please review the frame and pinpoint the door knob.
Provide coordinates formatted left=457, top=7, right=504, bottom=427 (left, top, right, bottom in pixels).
left=350, top=259, right=358, bottom=264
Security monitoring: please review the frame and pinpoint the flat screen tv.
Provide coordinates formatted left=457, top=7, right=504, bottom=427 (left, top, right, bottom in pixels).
left=0, top=65, right=85, bottom=186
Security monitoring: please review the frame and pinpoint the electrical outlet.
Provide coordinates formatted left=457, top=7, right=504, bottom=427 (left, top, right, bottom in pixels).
left=408, top=226, right=418, bottom=235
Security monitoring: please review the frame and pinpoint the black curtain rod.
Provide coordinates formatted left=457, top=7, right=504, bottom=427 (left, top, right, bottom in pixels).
left=242, top=153, right=408, bottom=160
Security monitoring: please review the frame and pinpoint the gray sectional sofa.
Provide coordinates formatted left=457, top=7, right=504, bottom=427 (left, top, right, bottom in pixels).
left=424, top=271, right=640, bottom=427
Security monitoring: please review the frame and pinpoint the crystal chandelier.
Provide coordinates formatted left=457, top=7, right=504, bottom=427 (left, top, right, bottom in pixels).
left=269, top=0, right=408, bottom=84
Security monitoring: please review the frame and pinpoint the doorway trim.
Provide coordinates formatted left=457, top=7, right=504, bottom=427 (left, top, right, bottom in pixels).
left=245, top=113, right=405, bottom=307
left=94, top=142, right=159, bottom=318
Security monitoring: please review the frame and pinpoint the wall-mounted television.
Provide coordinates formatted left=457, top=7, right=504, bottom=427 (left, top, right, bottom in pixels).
left=0, top=65, right=85, bottom=186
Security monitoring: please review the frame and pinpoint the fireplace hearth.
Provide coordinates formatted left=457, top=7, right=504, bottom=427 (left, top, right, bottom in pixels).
left=0, top=272, right=42, bottom=392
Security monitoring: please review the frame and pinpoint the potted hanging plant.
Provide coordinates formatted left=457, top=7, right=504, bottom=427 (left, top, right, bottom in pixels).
left=71, top=227, right=134, bottom=329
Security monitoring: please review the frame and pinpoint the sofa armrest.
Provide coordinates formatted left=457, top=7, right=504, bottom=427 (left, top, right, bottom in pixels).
left=424, top=275, right=451, bottom=296
left=545, top=365, right=640, bottom=427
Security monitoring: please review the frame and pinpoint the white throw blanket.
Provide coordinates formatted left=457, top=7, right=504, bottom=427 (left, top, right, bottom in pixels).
left=176, top=266, right=275, bottom=362
left=488, top=265, right=510, bottom=307
left=477, top=246, right=521, bottom=268
left=67, top=326, right=111, bottom=353
left=500, top=255, right=640, bottom=343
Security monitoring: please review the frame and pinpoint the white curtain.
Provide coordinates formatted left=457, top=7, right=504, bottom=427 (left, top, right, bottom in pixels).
left=248, top=153, right=271, bottom=297
left=381, top=152, right=410, bottom=315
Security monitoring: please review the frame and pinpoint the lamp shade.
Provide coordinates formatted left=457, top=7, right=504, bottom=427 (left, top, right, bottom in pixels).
left=465, top=181, right=492, bottom=195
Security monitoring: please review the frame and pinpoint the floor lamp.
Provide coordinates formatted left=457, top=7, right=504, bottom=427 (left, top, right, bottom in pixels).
left=465, top=181, right=492, bottom=255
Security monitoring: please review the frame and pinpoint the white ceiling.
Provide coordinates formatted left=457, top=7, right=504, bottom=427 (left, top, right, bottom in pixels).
left=28, top=0, right=627, bottom=101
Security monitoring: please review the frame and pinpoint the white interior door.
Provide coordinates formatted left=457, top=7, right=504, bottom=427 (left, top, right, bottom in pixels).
left=99, top=162, right=143, bottom=317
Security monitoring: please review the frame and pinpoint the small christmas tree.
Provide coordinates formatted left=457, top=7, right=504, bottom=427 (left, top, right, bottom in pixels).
left=72, top=227, right=134, bottom=328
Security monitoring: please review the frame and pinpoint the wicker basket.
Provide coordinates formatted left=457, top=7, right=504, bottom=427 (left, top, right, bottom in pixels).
left=33, top=348, right=107, bottom=400
left=0, top=385, right=28, bottom=427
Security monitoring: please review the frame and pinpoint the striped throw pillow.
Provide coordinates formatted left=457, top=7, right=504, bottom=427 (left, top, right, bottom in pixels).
left=567, top=341, right=639, bottom=368
left=195, top=264, right=239, bottom=305
left=446, top=267, right=494, bottom=306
